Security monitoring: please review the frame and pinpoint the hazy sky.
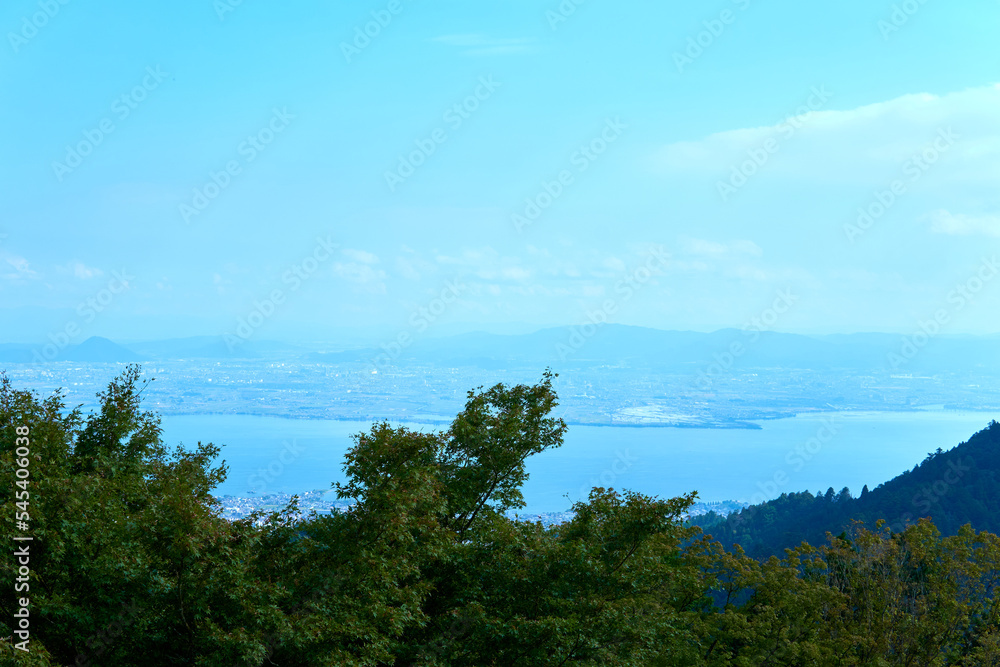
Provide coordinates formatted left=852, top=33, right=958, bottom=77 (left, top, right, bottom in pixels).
left=2, top=0, right=999, bottom=344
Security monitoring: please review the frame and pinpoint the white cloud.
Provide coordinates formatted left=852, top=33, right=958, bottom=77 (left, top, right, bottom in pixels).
left=500, top=266, right=531, bottom=281
left=433, top=248, right=484, bottom=266
left=676, top=238, right=764, bottom=266
left=0, top=252, right=38, bottom=281
left=395, top=257, right=422, bottom=281
left=70, top=262, right=103, bottom=279
left=602, top=256, right=627, bottom=272
left=724, top=265, right=770, bottom=282
left=732, top=240, right=764, bottom=256
left=681, top=238, right=763, bottom=257
left=655, top=83, right=1000, bottom=186
left=684, top=238, right=729, bottom=255
left=668, top=259, right=711, bottom=273
left=333, top=262, right=387, bottom=293
left=342, top=248, right=379, bottom=264
left=927, top=209, right=1000, bottom=237
left=213, top=273, right=229, bottom=296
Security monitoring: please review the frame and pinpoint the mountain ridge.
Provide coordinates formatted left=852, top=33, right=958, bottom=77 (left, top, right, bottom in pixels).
left=694, top=420, right=1000, bottom=558
left=0, top=326, right=996, bottom=372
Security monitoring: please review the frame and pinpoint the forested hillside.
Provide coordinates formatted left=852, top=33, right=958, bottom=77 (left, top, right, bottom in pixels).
left=692, top=420, right=1000, bottom=558
left=3, top=367, right=999, bottom=666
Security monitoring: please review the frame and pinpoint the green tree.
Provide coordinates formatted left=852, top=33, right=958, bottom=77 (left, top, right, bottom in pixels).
left=1, top=367, right=286, bottom=666
left=5, top=367, right=1000, bottom=666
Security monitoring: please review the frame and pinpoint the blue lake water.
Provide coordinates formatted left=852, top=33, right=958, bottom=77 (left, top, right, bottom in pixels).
left=160, top=411, right=998, bottom=513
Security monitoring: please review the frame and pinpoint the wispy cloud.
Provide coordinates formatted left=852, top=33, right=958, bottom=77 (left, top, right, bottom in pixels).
left=927, top=209, right=1000, bottom=237
left=681, top=238, right=763, bottom=257
left=67, top=262, right=104, bottom=279
left=654, top=83, right=1000, bottom=186
left=213, top=273, right=230, bottom=296
left=333, top=262, right=387, bottom=294
left=1, top=253, right=39, bottom=281
left=342, top=248, right=380, bottom=264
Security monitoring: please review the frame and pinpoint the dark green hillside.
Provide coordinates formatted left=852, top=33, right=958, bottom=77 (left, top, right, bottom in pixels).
left=694, top=420, right=1000, bottom=558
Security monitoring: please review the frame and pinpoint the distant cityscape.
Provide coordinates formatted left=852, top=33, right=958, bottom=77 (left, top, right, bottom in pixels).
left=213, top=490, right=747, bottom=526
left=5, top=354, right=998, bottom=430
left=4, top=329, right=998, bottom=513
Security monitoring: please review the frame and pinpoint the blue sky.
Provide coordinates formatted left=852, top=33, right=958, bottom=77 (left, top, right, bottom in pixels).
left=1, top=0, right=999, bottom=344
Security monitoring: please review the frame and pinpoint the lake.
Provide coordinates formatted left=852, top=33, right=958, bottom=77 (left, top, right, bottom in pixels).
left=160, top=410, right=999, bottom=513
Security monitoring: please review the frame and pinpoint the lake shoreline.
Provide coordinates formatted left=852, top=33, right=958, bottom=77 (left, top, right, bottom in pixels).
left=162, top=410, right=1000, bottom=513
left=152, top=406, right=998, bottom=431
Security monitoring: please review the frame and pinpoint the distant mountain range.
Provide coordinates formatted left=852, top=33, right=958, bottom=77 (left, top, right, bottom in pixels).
left=0, top=336, right=143, bottom=363
left=0, top=326, right=997, bottom=371
left=310, top=325, right=999, bottom=373
left=125, top=336, right=303, bottom=360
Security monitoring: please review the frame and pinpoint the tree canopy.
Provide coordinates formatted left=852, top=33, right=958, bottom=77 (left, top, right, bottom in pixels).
left=3, top=366, right=999, bottom=665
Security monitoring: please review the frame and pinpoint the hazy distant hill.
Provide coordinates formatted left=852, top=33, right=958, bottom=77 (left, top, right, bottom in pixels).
left=307, top=325, right=1000, bottom=372
left=694, top=420, right=1000, bottom=558
left=62, top=336, right=143, bottom=362
left=0, top=336, right=141, bottom=363
left=125, top=336, right=302, bottom=360
left=2, top=326, right=998, bottom=370
left=307, top=327, right=709, bottom=369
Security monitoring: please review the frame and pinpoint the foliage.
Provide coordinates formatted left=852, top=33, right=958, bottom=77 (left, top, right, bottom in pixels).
left=692, top=421, right=1000, bottom=559
left=3, top=366, right=999, bottom=665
